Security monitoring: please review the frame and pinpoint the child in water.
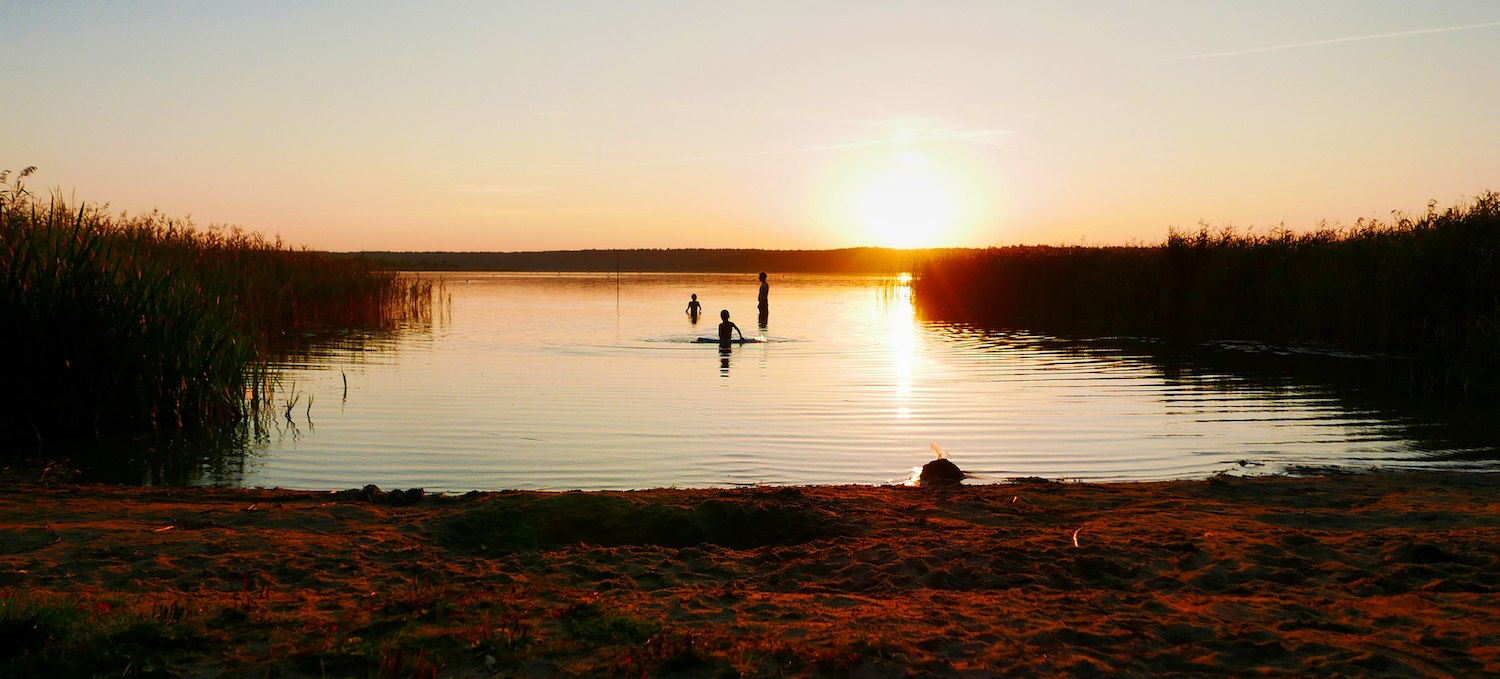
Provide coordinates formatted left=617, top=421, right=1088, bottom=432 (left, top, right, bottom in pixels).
left=685, top=293, right=702, bottom=317
left=717, top=309, right=744, bottom=347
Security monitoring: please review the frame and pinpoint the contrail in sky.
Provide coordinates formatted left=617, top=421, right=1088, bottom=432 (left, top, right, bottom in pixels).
left=1169, top=19, right=1500, bottom=61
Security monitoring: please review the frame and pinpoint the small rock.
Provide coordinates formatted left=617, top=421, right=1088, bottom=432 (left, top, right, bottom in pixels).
left=919, top=457, right=965, bottom=486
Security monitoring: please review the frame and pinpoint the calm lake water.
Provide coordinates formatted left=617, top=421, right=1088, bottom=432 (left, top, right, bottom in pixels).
left=72, top=273, right=1500, bottom=490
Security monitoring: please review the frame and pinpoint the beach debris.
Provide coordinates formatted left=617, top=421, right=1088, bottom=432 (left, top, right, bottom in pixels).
left=1008, top=476, right=1053, bottom=485
left=917, top=443, right=966, bottom=486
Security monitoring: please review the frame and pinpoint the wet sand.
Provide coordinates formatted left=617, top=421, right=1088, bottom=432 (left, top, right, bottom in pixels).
left=2, top=471, right=1498, bottom=676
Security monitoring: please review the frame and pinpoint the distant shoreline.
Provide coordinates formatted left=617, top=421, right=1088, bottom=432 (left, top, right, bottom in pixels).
left=338, top=246, right=969, bottom=274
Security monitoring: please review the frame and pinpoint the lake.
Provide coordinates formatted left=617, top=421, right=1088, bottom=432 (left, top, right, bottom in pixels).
left=68, top=272, right=1500, bottom=490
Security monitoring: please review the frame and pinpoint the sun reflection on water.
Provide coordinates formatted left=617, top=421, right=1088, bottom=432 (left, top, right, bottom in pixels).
left=887, top=274, right=917, bottom=420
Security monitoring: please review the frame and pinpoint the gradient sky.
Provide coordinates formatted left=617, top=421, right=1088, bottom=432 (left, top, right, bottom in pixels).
left=5, top=1, right=1498, bottom=251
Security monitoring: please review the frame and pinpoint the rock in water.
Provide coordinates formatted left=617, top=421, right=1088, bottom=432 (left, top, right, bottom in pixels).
left=919, top=457, right=965, bottom=486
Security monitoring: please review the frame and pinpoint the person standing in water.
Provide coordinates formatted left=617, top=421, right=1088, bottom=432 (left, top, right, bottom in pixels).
left=685, top=293, right=702, bottom=321
left=717, top=309, right=744, bottom=348
left=756, top=271, right=769, bottom=327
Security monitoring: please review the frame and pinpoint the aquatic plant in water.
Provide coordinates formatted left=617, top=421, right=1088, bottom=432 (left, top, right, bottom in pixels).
left=0, top=168, right=431, bottom=447
left=913, top=192, right=1500, bottom=393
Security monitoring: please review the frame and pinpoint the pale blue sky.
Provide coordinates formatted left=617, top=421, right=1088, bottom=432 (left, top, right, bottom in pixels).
left=4, top=1, right=1498, bottom=250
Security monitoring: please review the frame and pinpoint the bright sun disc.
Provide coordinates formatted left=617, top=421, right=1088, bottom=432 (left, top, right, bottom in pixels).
left=855, top=163, right=955, bottom=249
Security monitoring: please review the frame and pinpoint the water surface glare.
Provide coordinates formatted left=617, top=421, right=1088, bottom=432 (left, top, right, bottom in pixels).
left=152, top=274, right=1500, bottom=489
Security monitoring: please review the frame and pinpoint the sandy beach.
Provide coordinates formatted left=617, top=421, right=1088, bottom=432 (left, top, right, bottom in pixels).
left=3, top=469, right=1498, bottom=677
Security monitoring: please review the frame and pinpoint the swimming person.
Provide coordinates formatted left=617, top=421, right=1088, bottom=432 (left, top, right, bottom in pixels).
left=717, top=309, right=744, bottom=348
left=685, top=293, right=702, bottom=319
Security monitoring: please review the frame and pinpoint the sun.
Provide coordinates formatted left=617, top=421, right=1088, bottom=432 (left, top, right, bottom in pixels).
left=854, top=155, right=956, bottom=249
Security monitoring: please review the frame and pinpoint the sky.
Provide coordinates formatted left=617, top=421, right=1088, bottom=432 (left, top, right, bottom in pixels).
left=4, top=1, right=1498, bottom=251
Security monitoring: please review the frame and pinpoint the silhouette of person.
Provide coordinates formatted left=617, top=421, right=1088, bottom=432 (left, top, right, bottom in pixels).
left=756, top=271, right=769, bottom=327
left=717, top=309, right=744, bottom=348
left=685, top=293, right=702, bottom=321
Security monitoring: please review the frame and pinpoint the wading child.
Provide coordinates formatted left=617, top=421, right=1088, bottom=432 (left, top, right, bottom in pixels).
left=718, top=309, right=744, bottom=348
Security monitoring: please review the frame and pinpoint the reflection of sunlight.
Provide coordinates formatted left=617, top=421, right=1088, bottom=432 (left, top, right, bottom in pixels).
left=904, top=465, right=924, bottom=486
left=888, top=275, right=917, bottom=418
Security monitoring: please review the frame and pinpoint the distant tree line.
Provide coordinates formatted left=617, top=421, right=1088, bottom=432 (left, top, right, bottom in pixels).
left=342, top=247, right=966, bottom=274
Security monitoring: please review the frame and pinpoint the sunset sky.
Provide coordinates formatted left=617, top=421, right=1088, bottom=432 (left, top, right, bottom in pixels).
left=5, top=1, right=1498, bottom=251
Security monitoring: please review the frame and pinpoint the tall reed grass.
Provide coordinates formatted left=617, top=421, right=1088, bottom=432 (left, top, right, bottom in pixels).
left=913, top=192, right=1500, bottom=393
left=0, top=168, right=431, bottom=446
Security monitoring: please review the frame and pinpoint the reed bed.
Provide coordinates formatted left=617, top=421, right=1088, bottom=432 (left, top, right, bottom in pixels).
left=0, top=168, right=431, bottom=446
left=913, top=192, right=1500, bottom=393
